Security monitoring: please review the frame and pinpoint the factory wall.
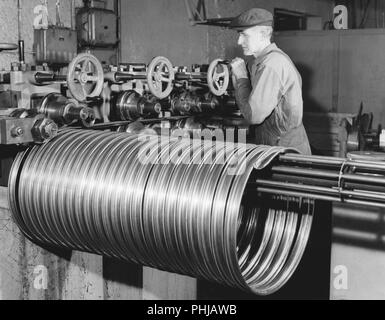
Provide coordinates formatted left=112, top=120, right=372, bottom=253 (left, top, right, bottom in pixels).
left=0, top=0, right=116, bottom=71
left=206, top=0, right=334, bottom=60
left=120, top=0, right=334, bottom=65
left=336, top=0, right=385, bottom=29
left=0, top=0, right=75, bottom=70
left=120, top=0, right=210, bottom=66
left=274, top=28, right=385, bottom=128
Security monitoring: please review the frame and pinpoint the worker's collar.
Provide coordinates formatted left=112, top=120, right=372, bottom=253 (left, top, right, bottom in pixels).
left=253, top=42, right=278, bottom=64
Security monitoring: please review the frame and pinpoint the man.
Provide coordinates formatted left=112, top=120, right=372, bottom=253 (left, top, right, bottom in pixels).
left=229, top=8, right=312, bottom=155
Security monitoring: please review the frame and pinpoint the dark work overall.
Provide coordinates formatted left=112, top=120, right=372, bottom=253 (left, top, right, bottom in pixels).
left=249, top=48, right=312, bottom=155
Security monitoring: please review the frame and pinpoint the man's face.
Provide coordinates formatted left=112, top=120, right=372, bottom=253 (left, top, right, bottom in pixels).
left=237, top=27, right=265, bottom=56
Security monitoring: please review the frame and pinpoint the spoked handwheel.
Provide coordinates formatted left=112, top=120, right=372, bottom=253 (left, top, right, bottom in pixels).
left=147, top=56, right=175, bottom=99
left=67, top=53, right=104, bottom=102
left=207, top=59, right=230, bottom=96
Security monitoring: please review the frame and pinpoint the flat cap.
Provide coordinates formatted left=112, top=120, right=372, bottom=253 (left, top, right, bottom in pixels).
left=229, top=8, right=273, bottom=30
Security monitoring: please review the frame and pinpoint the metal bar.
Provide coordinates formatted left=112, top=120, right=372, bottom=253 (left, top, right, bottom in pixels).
left=270, top=174, right=337, bottom=188
left=255, top=179, right=340, bottom=196
left=175, top=73, right=207, bottom=81
left=34, top=73, right=67, bottom=83
left=343, top=173, right=385, bottom=185
left=256, top=187, right=385, bottom=208
left=345, top=160, right=385, bottom=171
left=265, top=174, right=385, bottom=194
left=18, top=40, right=24, bottom=63
left=341, top=189, right=385, bottom=203
left=344, top=199, right=385, bottom=208
left=272, top=166, right=340, bottom=179
left=279, top=154, right=346, bottom=165
left=255, top=187, right=340, bottom=202
left=255, top=180, right=385, bottom=204
left=114, top=73, right=146, bottom=82
left=85, top=116, right=191, bottom=130
left=344, top=182, right=385, bottom=193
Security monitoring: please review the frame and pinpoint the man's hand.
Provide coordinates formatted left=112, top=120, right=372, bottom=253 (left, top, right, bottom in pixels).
left=230, top=57, right=248, bottom=80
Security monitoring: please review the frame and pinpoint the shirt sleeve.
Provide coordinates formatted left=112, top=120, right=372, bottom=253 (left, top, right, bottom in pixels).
left=234, top=65, right=283, bottom=125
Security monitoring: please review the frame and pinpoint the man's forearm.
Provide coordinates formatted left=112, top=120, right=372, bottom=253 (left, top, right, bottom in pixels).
left=234, top=78, right=258, bottom=123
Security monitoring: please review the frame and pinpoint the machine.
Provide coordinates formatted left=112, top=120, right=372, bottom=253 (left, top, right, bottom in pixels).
left=2, top=41, right=385, bottom=297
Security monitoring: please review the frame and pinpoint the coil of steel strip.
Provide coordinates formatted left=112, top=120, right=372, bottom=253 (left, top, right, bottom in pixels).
left=9, top=129, right=314, bottom=295
left=147, top=139, right=190, bottom=272
left=171, top=140, right=231, bottom=281
left=8, top=148, right=40, bottom=243
left=142, top=136, right=193, bottom=270
left=145, top=137, right=212, bottom=275
left=218, top=146, right=314, bottom=293
left=255, top=198, right=298, bottom=289
left=161, top=138, right=222, bottom=278
left=120, top=134, right=163, bottom=265
left=187, top=141, right=247, bottom=282
left=131, top=135, right=179, bottom=267
left=237, top=206, right=261, bottom=269
left=189, top=142, right=244, bottom=282
left=260, top=200, right=314, bottom=295
left=112, top=134, right=164, bottom=264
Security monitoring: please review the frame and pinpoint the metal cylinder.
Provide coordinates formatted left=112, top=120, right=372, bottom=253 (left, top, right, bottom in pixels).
left=170, top=92, right=218, bottom=115
left=139, top=100, right=161, bottom=115
left=38, top=93, right=95, bottom=126
left=105, top=72, right=146, bottom=82
left=115, top=90, right=142, bottom=121
left=34, top=72, right=67, bottom=83
left=115, top=91, right=161, bottom=121
left=8, top=130, right=313, bottom=296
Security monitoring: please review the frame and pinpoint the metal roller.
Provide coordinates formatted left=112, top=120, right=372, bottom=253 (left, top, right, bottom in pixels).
left=9, top=129, right=314, bottom=295
left=115, top=90, right=161, bottom=121
left=38, top=93, right=95, bottom=127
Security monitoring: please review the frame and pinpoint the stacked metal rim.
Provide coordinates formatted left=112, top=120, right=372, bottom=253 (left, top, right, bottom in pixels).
left=8, top=129, right=314, bottom=295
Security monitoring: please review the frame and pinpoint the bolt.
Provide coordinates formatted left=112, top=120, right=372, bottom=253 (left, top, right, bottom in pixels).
left=154, top=103, right=161, bottom=113
left=42, top=122, right=58, bottom=139
left=80, top=108, right=95, bottom=122
left=11, top=126, right=24, bottom=137
left=80, top=110, right=87, bottom=120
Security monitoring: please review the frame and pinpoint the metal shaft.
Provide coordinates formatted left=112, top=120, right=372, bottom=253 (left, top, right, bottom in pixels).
left=254, top=153, right=385, bottom=207
left=35, top=72, right=67, bottom=83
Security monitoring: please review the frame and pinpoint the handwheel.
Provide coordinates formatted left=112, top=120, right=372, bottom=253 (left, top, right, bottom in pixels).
left=67, top=53, right=104, bottom=102
left=0, top=43, right=18, bottom=52
left=147, top=56, right=175, bottom=99
left=207, top=59, right=230, bottom=96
